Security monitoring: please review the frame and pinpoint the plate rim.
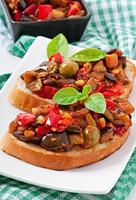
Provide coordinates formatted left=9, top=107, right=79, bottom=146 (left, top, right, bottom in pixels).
left=0, top=36, right=135, bottom=195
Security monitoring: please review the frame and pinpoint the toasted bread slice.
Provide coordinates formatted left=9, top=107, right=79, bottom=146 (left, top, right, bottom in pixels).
left=1, top=131, right=129, bottom=170
left=9, top=59, right=135, bottom=112
left=9, top=78, right=53, bottom=112
left=120, top=60, right=136, bottom=98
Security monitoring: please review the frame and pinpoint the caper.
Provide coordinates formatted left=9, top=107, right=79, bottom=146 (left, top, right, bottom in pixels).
left=83, top=126, right=100, bottom=148
left=59, top=60, right=79, bottom=77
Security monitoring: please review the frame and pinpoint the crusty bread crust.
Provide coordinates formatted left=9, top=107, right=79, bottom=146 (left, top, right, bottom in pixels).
left=9, top=60, right=136, bottom=112
left=120, top=59, right=136, bottom=98
left=9, top=79, right=53, bottom=112
left=1, top=131, right=129, bottom=170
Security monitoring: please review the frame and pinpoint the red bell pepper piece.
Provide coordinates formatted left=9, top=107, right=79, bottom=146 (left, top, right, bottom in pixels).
left=49, top=52, right=63, bottom=63
left=109, top=81, right=123, bottom=95
left=95, top=83, right=105, bottom=92
left=12, top=10, right=22, bottom=21
left=37, top=5, right=53, bottom=20
left=37, top=126, right=50, bottom=137
left=38, top=86, right=57, bottom=99
left=106, top=99, right=116, bottom=110
left=17, top=113, right=36, bottom=126
left=102, top=90, right=115, bottom=98
left=23, top=4, right=37, bottom=16
left=103, top=82, right=123, bottom=98
left=46, top=111, right=61, bottom=128
left=68, top=4, right=80, bottom=16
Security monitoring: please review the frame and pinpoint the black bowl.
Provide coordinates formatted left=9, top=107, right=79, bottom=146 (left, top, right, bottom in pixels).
left=1, top=0, right=91, bottom=42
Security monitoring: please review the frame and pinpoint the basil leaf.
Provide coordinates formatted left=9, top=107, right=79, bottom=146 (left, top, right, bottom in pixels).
left=47, top=34, right=68, bottom=59
left=77, top=93, right=88, bottom=101
left=82, top=85, right=92, bottom=95
left=71, top=48, right=106, bottom=62
left=53, top=87, right=79, bottom=105
left=85, top=93, right=106, bottom=113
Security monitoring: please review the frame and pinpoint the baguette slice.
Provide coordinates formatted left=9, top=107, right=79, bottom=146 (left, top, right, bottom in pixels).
left=9, top=78, right=53, bottom=112
left=1, top=131, right=129, bottom=170
left=9, top=59, right=136, bottom=112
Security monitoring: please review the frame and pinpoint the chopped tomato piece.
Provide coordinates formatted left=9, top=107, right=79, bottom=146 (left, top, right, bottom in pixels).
left=109, top=81, right=123, bottom=94
left=106, top=99, right=116, bottom=110
left=38, top=86, right=57, bottom=99
left=95, top=83, right=105, bottom=92
left=68, top=4, right=80, bottom=16
left=49, top=52, right=63, bottom=63
left=12, top=10, right=22, bottom=21
left=103, top=90, right=115, bottom=98
left=23, top=4, right=37, bottom=16
left=17, top=113, right=36, bottom=126
left=37, top=126, right=50, bottom=137
left=103, top=82, right=123, bottom=97
left=46, top=110, right=61, bottom=128
left=37, top=5, right=53, bottom=20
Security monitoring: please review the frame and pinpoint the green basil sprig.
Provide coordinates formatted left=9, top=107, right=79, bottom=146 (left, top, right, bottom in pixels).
left=53, top=85, right=106, bottom=114
left=47, top=34, right=68, bottom=59
left=70, top=48, right=106, bottom=62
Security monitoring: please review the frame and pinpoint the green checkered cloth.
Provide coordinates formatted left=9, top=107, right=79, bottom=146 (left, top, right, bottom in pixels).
left=0, top=0, right=136, bottom=199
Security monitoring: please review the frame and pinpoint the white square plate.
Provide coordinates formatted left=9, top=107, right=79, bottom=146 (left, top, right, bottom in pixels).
left=0, top=36, right=136, bottom=194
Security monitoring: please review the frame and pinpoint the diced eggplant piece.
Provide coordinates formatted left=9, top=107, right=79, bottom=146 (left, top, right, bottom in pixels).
left=18, top=0, right=27, bottom=11
left=104, top=109, right=114, bottom=122
left=66, top=125, right=81, bottom=134
left=91, top=72, right=105, bottom=81
left=76, top=117, right=87, bottom=128
left=13, top=131, right=41, bottom=144
left=107, top=49, right=123, bottom=57
left=21, top=70, right=38, bottom=84
left=27, top=78, right=42, bottom=92
left=116, top=113, right=132, bottom=128
left=72, top=108, right=89, bottom=118
left=68, top=134, right=84, bottom=146
left=105, top=53, right=118, bottom=69
left=85, top=113, right=96, bottom=127
left=118, top=99, right=134, bottom=114
left=105, top=72, right=117, bottom=82
left=86, top=77, right=98, bottom=91
left=41, top=132, right=70, bottom=152
left=93, top=60, right=107, bottom=72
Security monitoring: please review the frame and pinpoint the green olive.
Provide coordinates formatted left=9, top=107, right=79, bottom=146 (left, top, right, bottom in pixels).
left=59, top=60, right=79, bottom=77
left=83, top=126, right=100, bottom=148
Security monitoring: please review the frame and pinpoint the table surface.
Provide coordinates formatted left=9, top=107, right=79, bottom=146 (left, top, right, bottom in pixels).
left=0, top=43, right=135, bottom=200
